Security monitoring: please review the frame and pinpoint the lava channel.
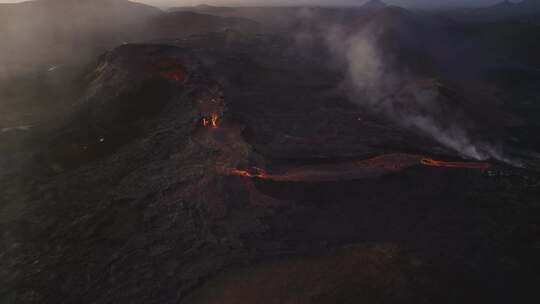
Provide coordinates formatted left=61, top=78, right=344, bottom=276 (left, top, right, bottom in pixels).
left=221, top=154, right=491, bottom=182
left=421, top=158, right=490, bottom=170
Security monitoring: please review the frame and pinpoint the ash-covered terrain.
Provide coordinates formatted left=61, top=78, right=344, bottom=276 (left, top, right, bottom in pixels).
left=1, top=1, right=540, bottom=303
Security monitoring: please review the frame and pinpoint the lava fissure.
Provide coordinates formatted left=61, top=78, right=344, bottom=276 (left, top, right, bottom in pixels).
left=221, top=154, right=491, bottom=182
left=420, top=158, right=491, bottom=170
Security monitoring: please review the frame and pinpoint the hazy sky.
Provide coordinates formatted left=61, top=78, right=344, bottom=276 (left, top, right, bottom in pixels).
left=133, top=0, right=506, bottom=8
left=0, top=0, right=510, bottom=9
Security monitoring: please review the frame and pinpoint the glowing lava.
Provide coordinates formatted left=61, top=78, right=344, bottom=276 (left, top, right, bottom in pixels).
left=149, top=58, right=187, bottom=83
left=224, top=167, right=268, bottom=179
left=202, top=113, right=219, bottom=128
left=220, top=155, right=491, bottom=182
left=211, top=113, right=218, bottom=128
left=421, top=158, right=490, bottom=170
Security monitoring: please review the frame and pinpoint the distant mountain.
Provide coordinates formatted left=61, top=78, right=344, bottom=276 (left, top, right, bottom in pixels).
left=452, top=0, right=540, bottom=22
left=170, top=1, right=392, bottom=30
left=482, top=0, right=540, bottom=15
left=171, top=5, right=308, bottom=29
left=488, top=0, right=516, bottom=11
left=189, top=4, right=237, bottom=14
left=360, top=5, right=453, bottom=35
left=365, top=6, right=417, bottom=27
left=147, top=11, right=263, bottom=39
left=360, top=0, right=388, bottom=11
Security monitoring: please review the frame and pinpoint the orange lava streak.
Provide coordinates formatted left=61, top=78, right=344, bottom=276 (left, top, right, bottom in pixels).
left=202, top=113, right=219, bottom=128
left=221, top=155, right=491, bottom=182
left=421, top=158, right=490, bottom=170
left=202, top=118, right=209, bottom=127
left=211, top=113, right=218, bottom=128
left=224, top=167, right=268, bottom=179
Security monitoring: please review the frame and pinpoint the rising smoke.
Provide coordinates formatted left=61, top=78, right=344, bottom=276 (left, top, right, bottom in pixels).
left=0, top=1, right=516, bottom=163
left=321, top=22, right=512, bottom=162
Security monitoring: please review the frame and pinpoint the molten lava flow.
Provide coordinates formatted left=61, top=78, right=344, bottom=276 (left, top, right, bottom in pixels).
left=219, top=155, right=490, bottom=183
left=223, top=167, right=268, bottom=179
left=211, top=113, right=218, bottom=128
left=201, top=113, right=219, bottom=128
left=202, top=117, right=210, bottom=127
left=151, top=57, right=188, bottom=83
left=421, top=158, right=490, bottom=170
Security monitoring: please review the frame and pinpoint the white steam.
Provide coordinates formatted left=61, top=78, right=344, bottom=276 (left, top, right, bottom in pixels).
left=326, top=26, right=507, bottom=161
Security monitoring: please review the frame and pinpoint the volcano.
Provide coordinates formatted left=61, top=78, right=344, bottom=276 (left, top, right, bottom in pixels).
left=1, top=2, right=540, bottom=304
left=2, top=32, right=537, bottom=303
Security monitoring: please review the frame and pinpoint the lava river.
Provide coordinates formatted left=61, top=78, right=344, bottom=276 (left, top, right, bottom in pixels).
left=221, top=154, right=491, bottom=182
left=194, top=110, right=490, bottom=183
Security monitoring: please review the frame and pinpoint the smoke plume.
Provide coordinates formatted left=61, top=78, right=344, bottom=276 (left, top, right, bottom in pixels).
left=323, top=24, right=510, bottom=161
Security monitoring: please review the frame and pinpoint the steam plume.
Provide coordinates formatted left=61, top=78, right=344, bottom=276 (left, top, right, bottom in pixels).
left=324, top=24, right=510, bottom=162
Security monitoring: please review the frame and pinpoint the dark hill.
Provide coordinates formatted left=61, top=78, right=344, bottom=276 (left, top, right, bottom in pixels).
left=361, top=0, right=388, bottom=10
left=2, top=33, right=539, bottom=304
left=449, top=0, right=540, bottom=22
left=146, top=11, right=263, bottom=39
